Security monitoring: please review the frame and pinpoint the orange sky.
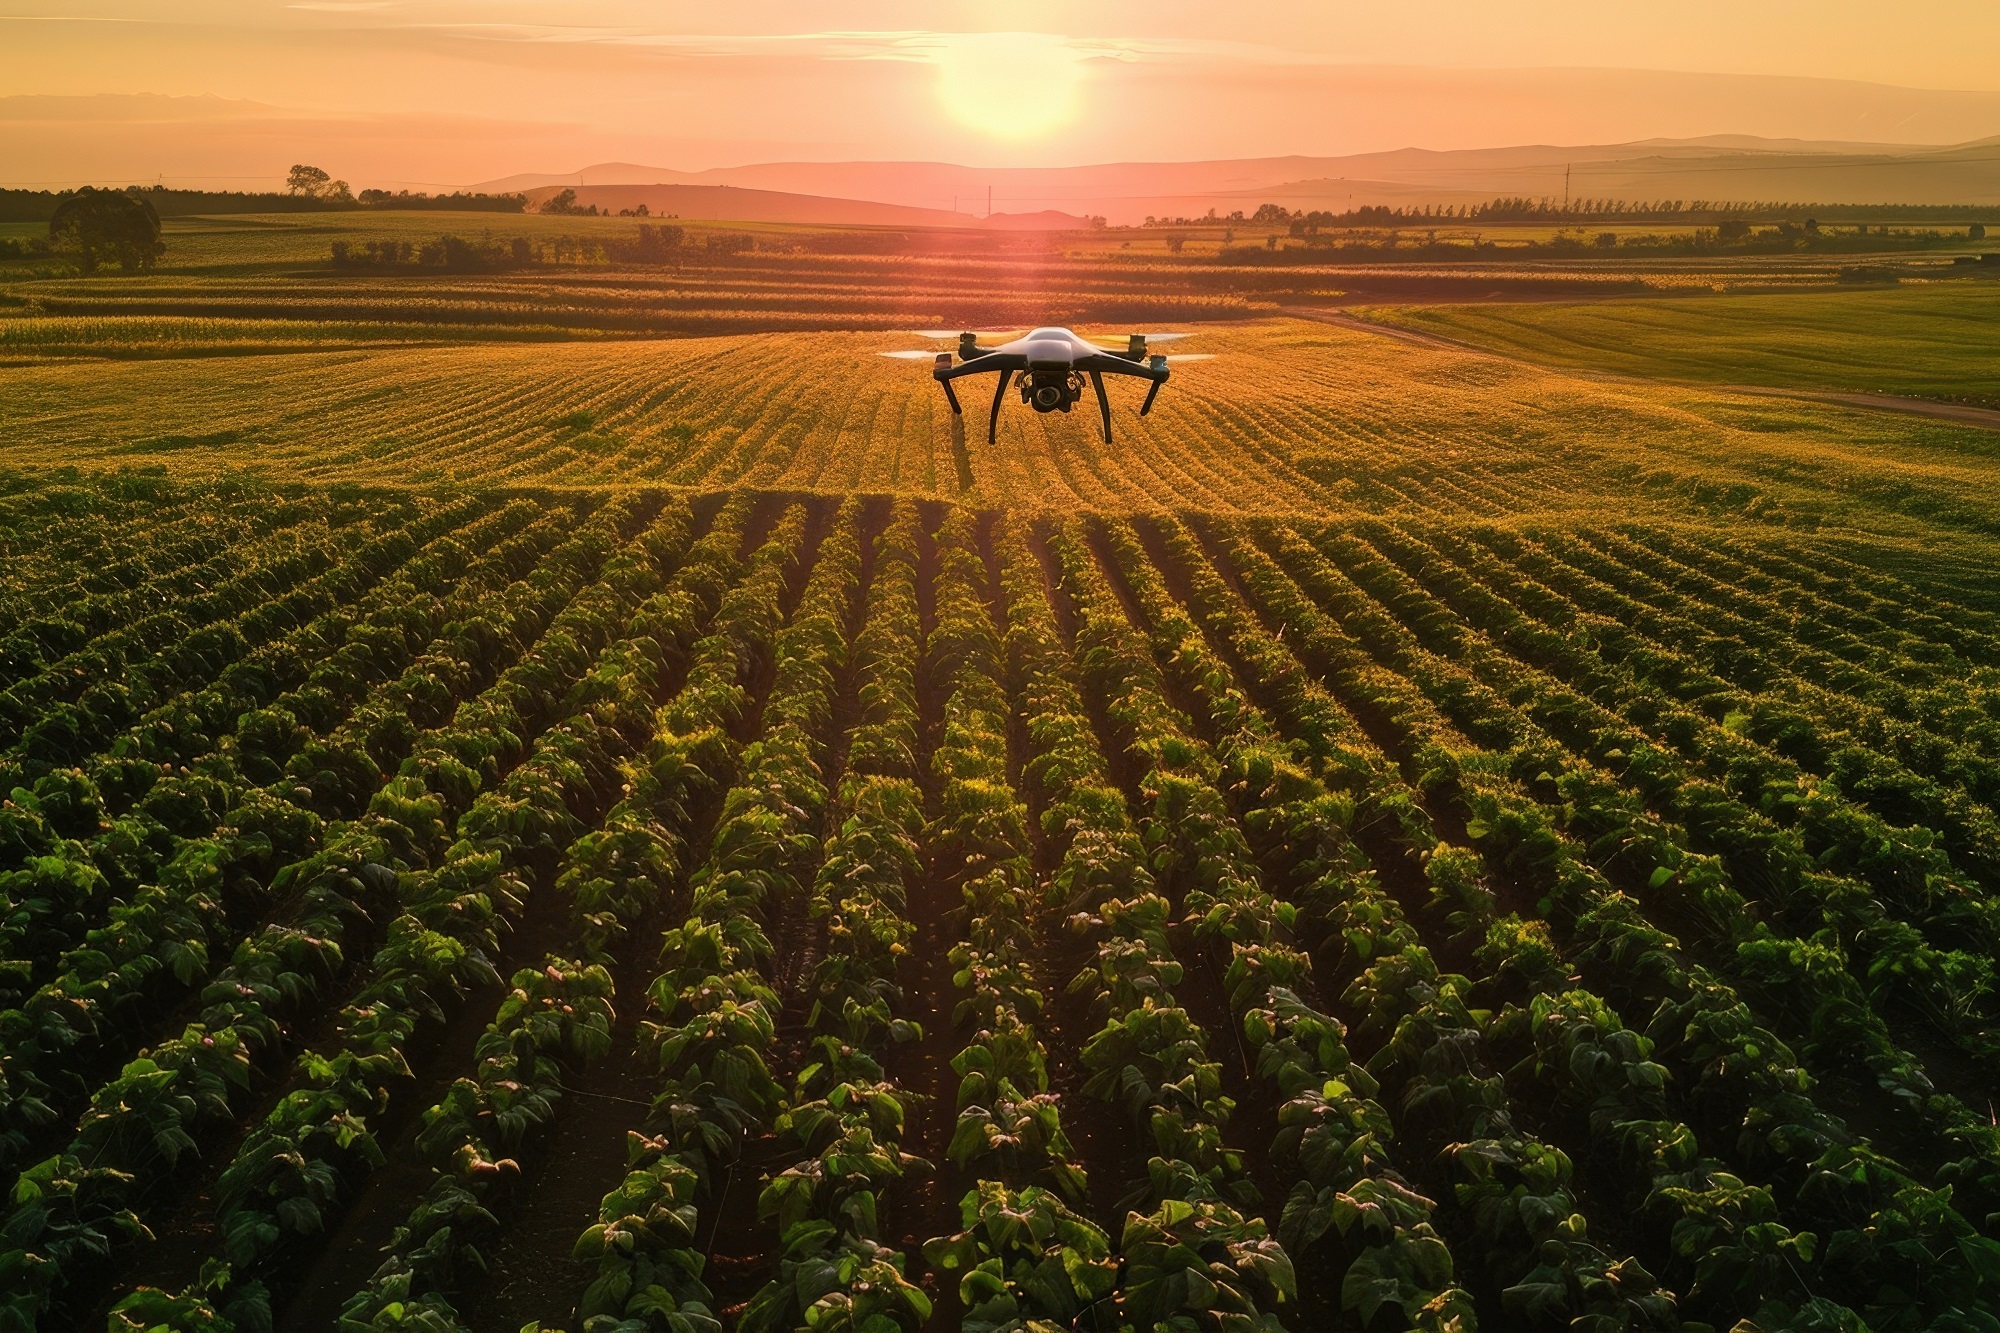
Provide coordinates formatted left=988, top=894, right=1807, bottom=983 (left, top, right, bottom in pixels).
left=5, top=2, right=2000, bottom=188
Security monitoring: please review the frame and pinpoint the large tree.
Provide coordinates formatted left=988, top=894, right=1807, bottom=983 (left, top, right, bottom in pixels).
left=47, top=188, right=164, bottom=274
left=286, top=163, right=352, bottom=201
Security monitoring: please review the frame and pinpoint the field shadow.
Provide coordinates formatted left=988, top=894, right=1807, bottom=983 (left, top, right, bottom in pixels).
left=948, top=414, right=975, bottom=496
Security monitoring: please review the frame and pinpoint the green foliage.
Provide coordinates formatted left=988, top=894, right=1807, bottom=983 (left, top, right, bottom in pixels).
left=47, top=188, right=164, bottom=274
left=923, top=1183, right=1115, bottom=1330
left=0, top=456, right=1997, bottom=1333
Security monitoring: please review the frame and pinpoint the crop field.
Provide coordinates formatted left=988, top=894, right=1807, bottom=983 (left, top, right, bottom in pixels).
left=3, top=215, right=2000, bottom=1333
left=8, top=319, right=2000, bottom=534
left=18, top=211, right=1972, bottom=364
left=1362, top=286, right=2000, bottom=406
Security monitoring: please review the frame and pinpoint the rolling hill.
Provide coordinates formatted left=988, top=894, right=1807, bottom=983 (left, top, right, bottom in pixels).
left=481, top=135, right=2000, bottom=224
left=512, top=182, right=1089, bottom=229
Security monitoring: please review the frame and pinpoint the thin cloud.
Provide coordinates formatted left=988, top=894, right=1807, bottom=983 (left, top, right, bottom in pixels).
left=0, top=93, right=278, bottom=122
left=411, top=26, right=937, bottom=61
left=394, top=25, right=1251, bottom=68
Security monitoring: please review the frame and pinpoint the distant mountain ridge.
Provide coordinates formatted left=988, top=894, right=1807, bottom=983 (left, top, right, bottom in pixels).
left=513, top=182, right=1091, bottom=230
left=478, top=135, right=2000, bottom=224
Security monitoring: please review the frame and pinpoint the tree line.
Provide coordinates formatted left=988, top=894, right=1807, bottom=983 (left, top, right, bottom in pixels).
left=326, top=225, right=770, bottom=272
left=0, top=176, right=524, bottom=227
left=1136, top=198, right=2000, bottom=230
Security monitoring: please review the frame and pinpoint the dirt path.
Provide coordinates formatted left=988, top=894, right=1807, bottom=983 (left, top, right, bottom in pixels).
left=1293, top=305, right=2000, bottom=433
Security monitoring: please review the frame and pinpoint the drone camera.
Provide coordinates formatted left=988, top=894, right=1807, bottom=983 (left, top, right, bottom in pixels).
left=1032, top=383, right=1066, bottom=410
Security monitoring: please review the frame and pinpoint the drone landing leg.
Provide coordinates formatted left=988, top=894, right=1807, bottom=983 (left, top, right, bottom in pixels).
left=1089, top=370, right=1112, bottom=444
left=1140, top=379, right=1164, bottom=416
left=987, top=370, right=1013, bottom=444
left=939, top=378, right=962, bottom=414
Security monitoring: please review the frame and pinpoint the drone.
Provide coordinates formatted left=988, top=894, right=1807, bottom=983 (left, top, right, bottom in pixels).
left=881, top=327, right=1210, bottom=443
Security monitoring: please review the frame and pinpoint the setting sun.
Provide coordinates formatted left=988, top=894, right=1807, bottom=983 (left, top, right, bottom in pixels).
left=933, top=32, right=1086, bottom=140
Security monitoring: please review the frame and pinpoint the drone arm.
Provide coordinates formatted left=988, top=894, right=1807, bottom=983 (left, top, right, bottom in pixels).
left=987, top=369, right=1014, bottom=444
left=928, top=354, right=1023, bottom=439
left=1078, top=352, right=1170, bottom=416
left=937, top=353, right=1025, bottom=381
left=1077, top=352, right=1167, bottom=383
left=1089, top=369, right=1112, bottom=444
left=935, top=351, right=1019, bottom=415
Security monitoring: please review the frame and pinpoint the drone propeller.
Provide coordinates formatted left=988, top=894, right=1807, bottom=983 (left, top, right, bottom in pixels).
left=1090, top=331, right=1198, bottom=347
left=879, top=349, right=949, bottom=360
left=1163, top=353, right=1216, bottom=363
left=896, top=328, right=1019, bottom=339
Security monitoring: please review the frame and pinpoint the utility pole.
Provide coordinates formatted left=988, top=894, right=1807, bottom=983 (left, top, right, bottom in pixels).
left=1564, top=164, right=1571, bottom=212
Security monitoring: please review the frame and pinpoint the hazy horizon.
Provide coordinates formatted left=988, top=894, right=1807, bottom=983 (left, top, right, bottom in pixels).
left=7, top=2, right=2000, bottom=191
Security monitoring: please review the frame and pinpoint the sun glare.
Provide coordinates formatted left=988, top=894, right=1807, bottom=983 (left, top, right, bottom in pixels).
left=934, top=32, right=1085, bottom=140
